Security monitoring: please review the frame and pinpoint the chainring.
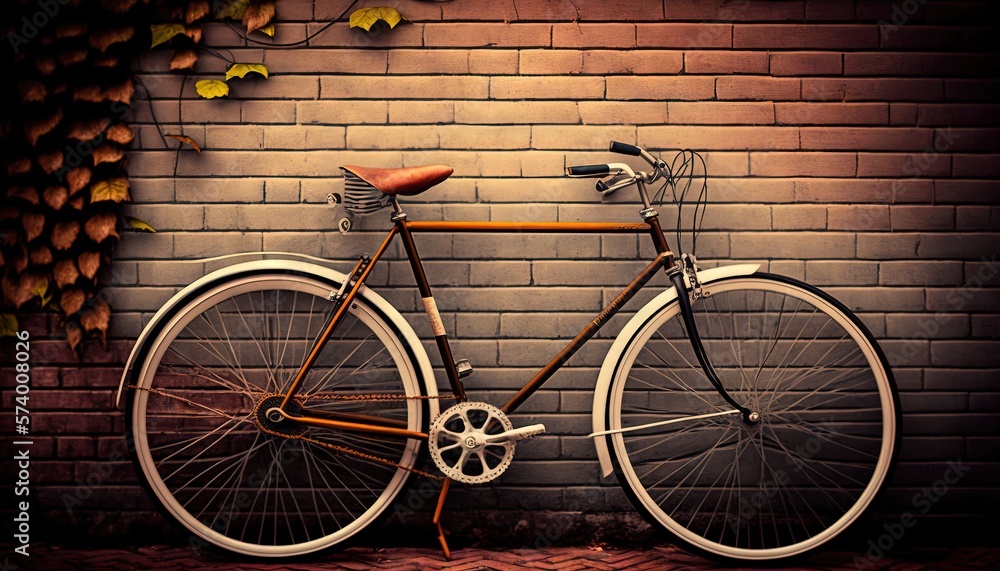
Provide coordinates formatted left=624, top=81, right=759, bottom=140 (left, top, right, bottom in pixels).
left=428, top=402, right=516, bottom=484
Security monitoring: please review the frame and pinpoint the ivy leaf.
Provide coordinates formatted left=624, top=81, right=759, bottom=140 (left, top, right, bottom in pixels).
left=170, top=48, right=198, bottom=71
left=166, top=134, right=202, bottom=152
left=258, top=23, right=275, bottom=37
left=84, top=213, right=120, bottom=243
left=80, top=297, right=111, bottom=347
left=66, top=321, right=83, bottom=353
left=151, top=23, right=186, bottom=48
left=195, top=79, right=229, bottom=99
left=106, top=124, right=135, bottom=145
left=92, top=143, right=124, bottom=167
left=90, top=178, right=131, bottom=203
left=51, top=221, right=80, bottom=250
left=243, top=1, right=275, bottom=34
left=22, top=212, right=45, bottom=242
left=54, top=259, right=80, bottom=288
left=89, top=26, right=134, bottom=52
left=126, top=216, right=157, bottom=233
left=44, top=186, right=69, bottom=210
left=104, top=79, right=135, bottom=104
left=66, top=167, right=91, bottom=196
left=349, top=7, right=409, bottom=31
left=216, top=0, right=250, bottom=19
left=0, top=314, right=17, bottom=338
left=30, top=246, right=52, bottom=266
left=31, top=276, right=52, bottom=308
left=78, top=251, right=101, bottom=280
left=225, top=63, right=268, bottom=81
left=61, top=289, right=85, bottom=317
left=187, top=0, right=211, bottom=23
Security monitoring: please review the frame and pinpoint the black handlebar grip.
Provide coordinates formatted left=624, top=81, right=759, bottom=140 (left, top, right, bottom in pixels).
left=567, top=164, right=610, bottom=176
left=609, top=141, right=642, bottom=156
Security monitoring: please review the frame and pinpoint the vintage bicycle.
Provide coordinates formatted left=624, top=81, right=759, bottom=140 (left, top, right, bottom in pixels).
left=117, top=141, right=900, bottom=562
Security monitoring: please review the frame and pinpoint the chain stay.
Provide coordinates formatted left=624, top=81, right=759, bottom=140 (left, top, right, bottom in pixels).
left=128, top=384, right=447, bottom=481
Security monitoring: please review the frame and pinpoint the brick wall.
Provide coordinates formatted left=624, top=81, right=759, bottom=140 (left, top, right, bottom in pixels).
left=18, top=0, right=1000, bottom=545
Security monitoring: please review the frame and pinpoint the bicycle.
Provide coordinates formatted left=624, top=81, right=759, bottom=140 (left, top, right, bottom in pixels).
left=116, top=141, right=900, bottom=562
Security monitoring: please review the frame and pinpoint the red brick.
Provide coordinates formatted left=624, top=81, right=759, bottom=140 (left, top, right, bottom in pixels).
left=828, top=205, right=889, bottom=230
left=806, top=0, right=855, bottom=20
left=750, top=152, right=857, bottom=176
left=553, top=23, right=636, bottom=49
left=844, top=53, right=924, bottom=76
left=684, top=51, right=768, bottom=74
left=857, top=153, right=951, bottom=178
left=668, top=102, right=774, bottom=125
left=636, top=23, right=732, bottom=48
left=918, top=104, right=1000, bottom=127
left=799, top=127, right=934, bottom=151
left=263, top=49, right=387, bottom=73
left=663, top=0, right=804, bottom=20
left=880, top=26, right=963, bottom=49
left=802, top=78, right=945, bottom=101
left=639, top=126, right=798, bottom=150
left=423, top=23, right=551, bottom=47
left=306, top=22, right=424, bottom=48
left=716, top=77, right=800, bottom=101
left=945, top=79, right=1000, bottom=102
left=890, top=103, right=919, bottom=125
left=521, top=50, right=684, bottom=75
left=606, top=76, right=715, bottom=101
left=440, top=0, right=516, bottom=20
left=953, top=155, right=1000, bottom=177
left=769, top=52, right=843, bottom=76
left=734, top=24, right=878, bottom=49
left=775, top=103, right=888, bottom=125
left=891, top=206, right=956, bottom=231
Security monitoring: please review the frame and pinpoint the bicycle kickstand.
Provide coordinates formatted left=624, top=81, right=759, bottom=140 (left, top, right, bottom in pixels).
left=433, top=478, right=453, bottom=559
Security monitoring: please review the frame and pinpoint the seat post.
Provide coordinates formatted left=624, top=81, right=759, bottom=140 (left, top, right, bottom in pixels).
left=389, top=196, right=406, bottom=220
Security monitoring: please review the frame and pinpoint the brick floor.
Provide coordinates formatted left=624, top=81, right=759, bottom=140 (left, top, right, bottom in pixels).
left=8, top=544, right=999, bottom=571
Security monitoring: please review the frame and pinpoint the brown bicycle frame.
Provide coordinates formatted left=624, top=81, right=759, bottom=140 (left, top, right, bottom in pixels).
left=275, top=214, right=676, bottom=441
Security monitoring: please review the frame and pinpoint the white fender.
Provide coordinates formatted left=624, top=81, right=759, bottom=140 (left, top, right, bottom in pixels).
left=591, top=264, right=760, bottom=478
left=115, top=259, right=440, bottom=423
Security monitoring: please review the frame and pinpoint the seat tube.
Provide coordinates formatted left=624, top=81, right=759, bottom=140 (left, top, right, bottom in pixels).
left=397, top=220, right=467, bottom=401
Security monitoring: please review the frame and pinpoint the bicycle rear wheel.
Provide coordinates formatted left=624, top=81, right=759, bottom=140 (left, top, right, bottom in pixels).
left=604, top=273, right=899, bottom=560
left=126, top=271, right=426, bottom=557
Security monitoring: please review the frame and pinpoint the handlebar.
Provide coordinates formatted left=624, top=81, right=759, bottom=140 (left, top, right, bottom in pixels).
left=567, top=141, right=665, bottom=196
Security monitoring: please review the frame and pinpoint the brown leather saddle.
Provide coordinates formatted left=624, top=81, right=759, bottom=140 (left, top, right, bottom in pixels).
left=341, top=164, right=453, bottom=196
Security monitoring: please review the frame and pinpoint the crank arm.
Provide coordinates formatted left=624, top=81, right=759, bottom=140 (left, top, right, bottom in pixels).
left=483, top=424, right=546, bottom=444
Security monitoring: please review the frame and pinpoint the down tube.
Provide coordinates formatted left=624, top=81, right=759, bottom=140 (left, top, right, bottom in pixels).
left=501, top=252, right=672, bottom=415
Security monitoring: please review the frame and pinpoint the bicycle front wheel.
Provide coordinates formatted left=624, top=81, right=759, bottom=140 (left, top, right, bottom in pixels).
left=605, top=273, right=899, bottom=560
left=126, top=270, right=427, bottom=557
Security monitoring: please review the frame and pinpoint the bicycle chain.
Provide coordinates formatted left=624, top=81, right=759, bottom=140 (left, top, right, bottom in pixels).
left=128, top=385, right=457, bottom=481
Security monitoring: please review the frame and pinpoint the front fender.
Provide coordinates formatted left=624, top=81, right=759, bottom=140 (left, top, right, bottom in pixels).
left=115, top=259, right=440, bottom=422
left=591, top=264, right=760, bottom=478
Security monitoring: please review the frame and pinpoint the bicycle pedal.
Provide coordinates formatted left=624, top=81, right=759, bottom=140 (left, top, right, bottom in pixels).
left=454, top=359, right=473, bottom=378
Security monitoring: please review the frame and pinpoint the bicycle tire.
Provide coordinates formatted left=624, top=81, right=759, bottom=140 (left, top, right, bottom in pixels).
left=125, top=269, right=429, bottom=557
left=603, top=273, right=900, bottom=561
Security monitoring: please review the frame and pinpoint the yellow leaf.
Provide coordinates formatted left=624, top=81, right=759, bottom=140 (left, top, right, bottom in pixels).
left=243, top=1, right=275, bottom=34
left=225, top=63, right=268, bottom=81
left=349, top=7, right=409, bottom=32
left=258, top=23, right=275, bottom=37
left=0, top=314, right=17, bottom=337
left=195, top=79, right=229, bottom=99
left=126, top=216, right=157, bottom=233
left=166, top=134, right=202, bottom=152
left=31, top=276, right=51, bottom=308
left=150, top=23, right=185, bottom=48
left=90, top=178, right=131, bottom=203
left=215, top=0, right=249, bottom=20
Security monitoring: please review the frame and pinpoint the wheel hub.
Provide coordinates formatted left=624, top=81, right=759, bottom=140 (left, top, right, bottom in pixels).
left=254, top=395, right=307, bottom=436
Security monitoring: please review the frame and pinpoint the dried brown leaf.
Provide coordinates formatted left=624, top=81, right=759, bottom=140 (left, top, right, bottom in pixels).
left=61, top=289, right=85, bottom=317
left=2, top=273, right=46, bottom=309
left=93, top=55, right=119, bottom=68
left=52, top=221, right=80, bottom=250
left=22, top=212, right=45, bottom=242
left=80, top=297, right=111, bottom=346
left=57, top=49, right=88, bottom=66
left=187, top=0, right=211, bottom=23
left=38, top=150, right=63, bottom=174
left=66, top=167, right=91, bottom=196
left=78, top=250, right=101, bottom=279
left=69, top=197, right=85, bottom=210
left=54, top=259, right=80, bottom=288
left=170, top=49, right=198, bottom=71
left=25, top=108, right=62, bottom=146
left=68, top=118, right=110, bottom=142
left=92, top=143, right=124, bottom=167
left=84, top=213, right=119, bottom=243
left=65, top=320, right=83, bottom=353
left=43, top=186, right=69, bottom=210
left=56, top=22, right=88, bottom=38
left=89, top=26, right=134, bottom=53
left=184, top=25, right=203, bottom=44
left=0, top=205, right=19, bottom=221
left=106, top=123, right=134, bottom=145
left=243, top=1, right=275, bottom=34
left=100, top=0, right=137, bottom=14
left=36, top=55, right=56, bottom=75
left=166, top=134, right=202, bottom=152
left=72, top=85, right=104, bottom=103
left=30, top=246, right=53, bottom=266
left=7, top=186, right=39, bottom=205
left=18, top=80, right=47, bottom=103
left=104, top=80, right=134, bottom=105
left=6, top=157, right=31, bottom=176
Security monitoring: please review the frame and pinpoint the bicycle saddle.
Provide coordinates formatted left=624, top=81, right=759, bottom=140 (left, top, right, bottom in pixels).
left=341, top=164, right=453, bottom=196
